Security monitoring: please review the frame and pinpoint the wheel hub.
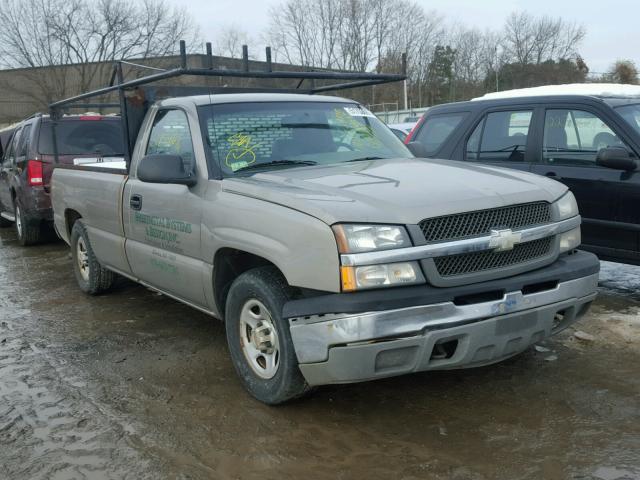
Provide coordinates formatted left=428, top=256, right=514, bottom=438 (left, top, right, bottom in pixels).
left=239, top=299, right=280, bottom=379
left=15, top=206, right=22, bottom=237
left=76, top=237, right=90, bottom=281
left=250, top=322, right=275, bottom=354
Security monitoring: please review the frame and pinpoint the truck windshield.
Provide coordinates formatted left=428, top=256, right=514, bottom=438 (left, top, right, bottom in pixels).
left=615, top=104, right=640, bottom=136
left=198, top=102, right=412, bottom=175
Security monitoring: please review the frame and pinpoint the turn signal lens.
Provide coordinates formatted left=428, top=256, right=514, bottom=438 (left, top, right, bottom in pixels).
left=340, top=266, right=357, bottom=292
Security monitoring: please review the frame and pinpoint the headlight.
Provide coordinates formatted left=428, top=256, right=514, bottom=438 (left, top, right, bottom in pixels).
left=332, top=224, right=411, bottom=253
left=340, top=262, right=425, bottom=291
left=559, top=227, right=581, bottom=253
left=555, top=192, right=579, bottom=220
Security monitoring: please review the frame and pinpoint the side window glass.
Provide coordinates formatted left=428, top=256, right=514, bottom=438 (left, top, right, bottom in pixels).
left=17, top=125, right=31, bottom=159
left=543, top=109, right=626, bottom=166
left=465, top=119, right=483, bottom=160
left=476, top=110, right=532, bottom=162
left=412, top=113, right=467, bottom=156
left=6, top=129, right=21, bottom=166
left=146, top=110, right=195, bottom=172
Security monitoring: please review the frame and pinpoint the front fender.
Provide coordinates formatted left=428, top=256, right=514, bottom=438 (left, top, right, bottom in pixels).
left=203, top=189, right=341, bottom=293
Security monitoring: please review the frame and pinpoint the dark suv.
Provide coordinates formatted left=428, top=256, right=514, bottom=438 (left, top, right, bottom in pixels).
left=0, top=114, right=123, bottom=245
left=406, top=85, right=640, bottom=266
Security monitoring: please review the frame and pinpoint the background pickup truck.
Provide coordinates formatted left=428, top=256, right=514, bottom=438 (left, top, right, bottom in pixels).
left=51, top=91, right=600, bottom=404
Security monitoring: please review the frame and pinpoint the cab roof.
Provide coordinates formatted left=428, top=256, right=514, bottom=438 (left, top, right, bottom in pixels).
left=160, top=92, right=356, bottom=108
left=473, top=83, right=640, bottom=101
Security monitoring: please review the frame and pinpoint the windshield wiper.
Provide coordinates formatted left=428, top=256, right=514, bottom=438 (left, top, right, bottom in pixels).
left=345, top=156, right=386, bottom=162
left=234, top=159, right=317, bottom=173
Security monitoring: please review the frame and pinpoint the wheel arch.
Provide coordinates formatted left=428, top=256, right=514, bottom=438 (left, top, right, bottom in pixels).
left=212, top=247, right=288, bottom=319
left=64, top=209, right=83, bottom=237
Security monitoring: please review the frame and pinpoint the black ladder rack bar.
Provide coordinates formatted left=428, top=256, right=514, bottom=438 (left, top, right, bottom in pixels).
left=48, top=40, right=407, bottom=169
left=50, top=68, right=406, bottom=110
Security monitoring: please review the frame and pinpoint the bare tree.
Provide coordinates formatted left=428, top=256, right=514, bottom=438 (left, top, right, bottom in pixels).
left=263, top=1, right=589, bottom=107
left=502, top=11, right=585, bottom=65
left=213, top=24, right=254, bottom=59
left=0, top=0, right=199, bottom=108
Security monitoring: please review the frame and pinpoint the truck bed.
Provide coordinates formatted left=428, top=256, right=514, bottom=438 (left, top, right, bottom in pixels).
left=52, top=165, right=131, bottom=275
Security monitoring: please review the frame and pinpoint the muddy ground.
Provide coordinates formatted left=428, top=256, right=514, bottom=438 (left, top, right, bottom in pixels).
left=0, top=227, right=638, bottom=480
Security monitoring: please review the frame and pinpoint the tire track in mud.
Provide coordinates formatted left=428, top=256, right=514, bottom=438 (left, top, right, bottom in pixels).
left=0, top=239, right=158, bottom=480
left=0, top=317, right=155, bottom=480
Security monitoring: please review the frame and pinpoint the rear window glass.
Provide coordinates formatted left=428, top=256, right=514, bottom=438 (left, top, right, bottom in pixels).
left=38, top=119, right=124, bottom=156
left=413, top=113, right=467, bottom=155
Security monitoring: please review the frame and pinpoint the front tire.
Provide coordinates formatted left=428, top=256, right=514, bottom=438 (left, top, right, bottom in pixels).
left=15, top=201, right=41, bottom=245
left=70, top=220, right=115, bottom=295
left=225, top=267, right=309, bottom=405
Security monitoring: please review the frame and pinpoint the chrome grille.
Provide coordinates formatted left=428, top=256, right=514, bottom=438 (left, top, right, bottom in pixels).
left=419, top=202, right=551, bottom=243
left=434, top=237, right=553, bottom=277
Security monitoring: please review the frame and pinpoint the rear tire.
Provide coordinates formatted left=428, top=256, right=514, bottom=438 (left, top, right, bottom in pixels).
left=225, top=266, right=310, bottom=405
left=15, top=201, right=41, bottom=246
left=70, top=220, right=115, bottom=295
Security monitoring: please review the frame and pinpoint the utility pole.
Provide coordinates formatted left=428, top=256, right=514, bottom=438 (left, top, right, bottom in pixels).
left=402, top=52, right=408, bottom=110
left=495, top=46, right=499, bottom=92
left=403, top=79, right=408, bottom=110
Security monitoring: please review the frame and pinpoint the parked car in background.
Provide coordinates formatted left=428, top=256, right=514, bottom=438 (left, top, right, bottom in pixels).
left=0, top=113, right=123, bottom=245
left=406, top=84, right=640, bottom=266
left=387, top=122, right=416, bottom=141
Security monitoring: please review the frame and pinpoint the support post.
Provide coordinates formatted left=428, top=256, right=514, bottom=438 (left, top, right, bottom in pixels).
left=206, top=42, right=213, bottom=69
left=265, top=46, right=272, bottom=72
left=180, top=40, right=187, bottom=69
left=116, top=62, right=132, bottom=169
left=242, top=45, right=249, bottom=72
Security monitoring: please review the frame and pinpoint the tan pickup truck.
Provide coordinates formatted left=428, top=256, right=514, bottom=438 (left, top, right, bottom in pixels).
left=48, top=50, right=599, bottom=403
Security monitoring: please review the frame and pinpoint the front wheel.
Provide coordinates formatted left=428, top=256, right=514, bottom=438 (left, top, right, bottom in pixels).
left=225, top=267, right=309, bottom=405
left=70, top=220, right=115, bottom=295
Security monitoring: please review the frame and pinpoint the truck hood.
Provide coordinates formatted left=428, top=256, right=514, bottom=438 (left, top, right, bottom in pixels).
left=221, top=158, right=567, bottom=225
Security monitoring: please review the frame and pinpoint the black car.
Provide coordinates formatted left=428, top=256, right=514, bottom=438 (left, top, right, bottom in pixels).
left=0, top=113, right=123, bottom=245
left=406, top=85, right=640, bottom=266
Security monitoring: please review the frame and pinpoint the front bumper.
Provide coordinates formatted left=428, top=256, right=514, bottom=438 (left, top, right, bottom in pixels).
left=287, top=252, right=599, bottom=386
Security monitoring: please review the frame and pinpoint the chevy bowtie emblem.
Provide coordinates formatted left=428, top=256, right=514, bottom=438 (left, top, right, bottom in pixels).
left=489, top=229, right=522, bottom=252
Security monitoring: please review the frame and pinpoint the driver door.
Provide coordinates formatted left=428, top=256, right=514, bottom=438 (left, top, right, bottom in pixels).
left=123, top=108, right=207, bottom=307
left=530, top=108, right=639, bottom=258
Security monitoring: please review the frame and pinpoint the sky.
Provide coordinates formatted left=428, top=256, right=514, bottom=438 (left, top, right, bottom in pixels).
left=168, top=0, right=639, bottom=74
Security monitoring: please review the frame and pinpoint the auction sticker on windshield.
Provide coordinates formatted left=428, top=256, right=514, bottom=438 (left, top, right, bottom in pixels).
left=344, top=106, right=376, bottom=117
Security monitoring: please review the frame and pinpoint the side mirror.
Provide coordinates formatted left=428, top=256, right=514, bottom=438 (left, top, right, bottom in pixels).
left=137, top=154, right=196, bottom=186
left=596, top=147, right=638, bottom=171
left=406, top=141, right=428, bottom=158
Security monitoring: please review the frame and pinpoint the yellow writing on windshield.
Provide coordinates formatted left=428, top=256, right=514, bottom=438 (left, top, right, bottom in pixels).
left=226, top=132, right=260, bottom=168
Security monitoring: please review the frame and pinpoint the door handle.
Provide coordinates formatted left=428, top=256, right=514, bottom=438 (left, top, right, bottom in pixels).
left=545, top=172, right=563, bottom=181
left=130, top=194, right=142, bottom=211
